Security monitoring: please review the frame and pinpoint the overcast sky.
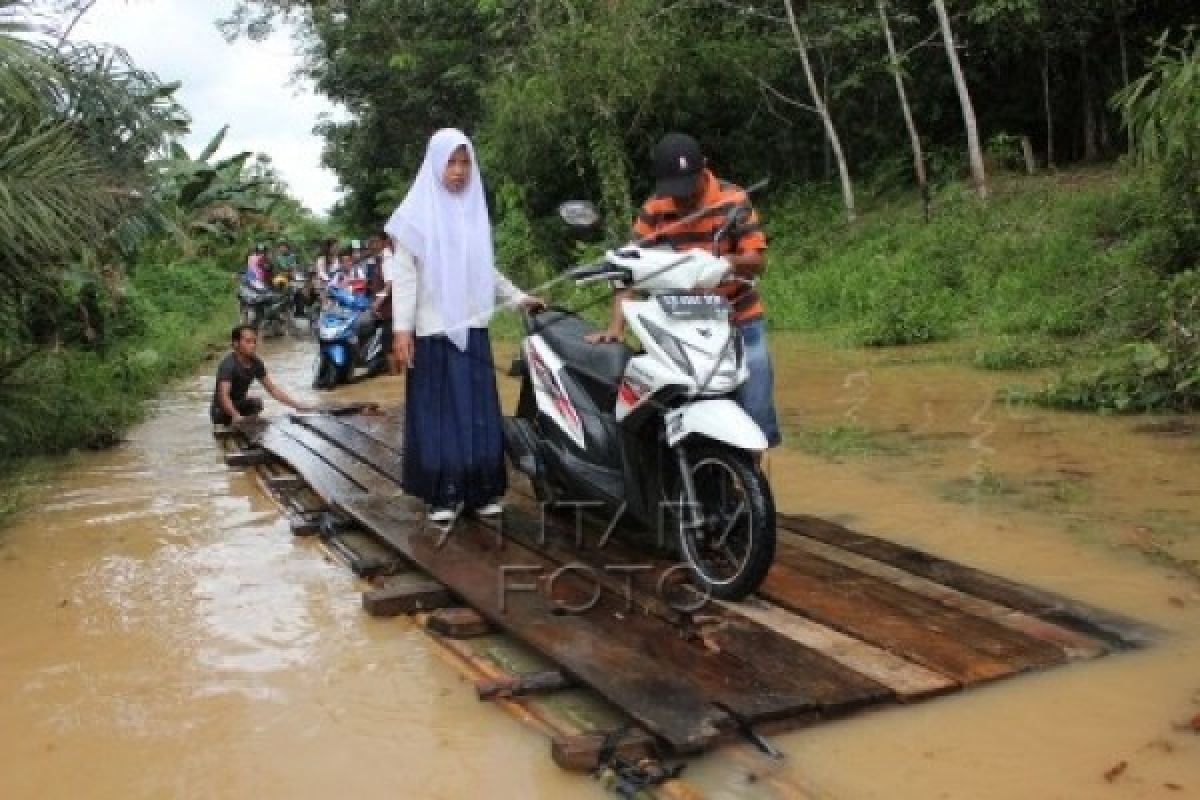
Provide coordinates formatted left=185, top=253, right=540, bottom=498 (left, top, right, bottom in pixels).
left=75, top=0, right=342, bottom=214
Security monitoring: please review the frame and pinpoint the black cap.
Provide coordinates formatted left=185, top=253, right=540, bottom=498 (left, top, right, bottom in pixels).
left=652, top=133, right=704, bottom=199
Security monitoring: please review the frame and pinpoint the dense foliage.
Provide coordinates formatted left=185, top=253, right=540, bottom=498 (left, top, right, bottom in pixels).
left=1, top=0, right=325, bottom=462
left=222, top=1, right=1193, bottom=233
left=220, top=1, right=1197, bottom=411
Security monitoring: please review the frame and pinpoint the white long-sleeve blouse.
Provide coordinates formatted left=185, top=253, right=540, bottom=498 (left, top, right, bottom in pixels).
left=389, top=245, right=528, bottom=336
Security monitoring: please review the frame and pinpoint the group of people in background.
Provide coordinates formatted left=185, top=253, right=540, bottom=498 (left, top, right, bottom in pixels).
left=215, top=128, right=779, bottom=524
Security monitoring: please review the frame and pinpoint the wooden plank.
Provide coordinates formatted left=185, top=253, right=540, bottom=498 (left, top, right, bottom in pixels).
left=288, top=510, right=321, bottom=537
left=258, top=425, right=365, bottom=505
left=778, top=514, right=1161, bottom=648
left=337, top=411, right=404, bottom=446
left=425, top=631, right=700, bottom=797
left=340, top=495, right=736, bottom=753
left=476, top=670, right=573, bottom=700
left=729, top=598, right=957, bottom=701
left=761, top=557, right=1047, bottom=685
left=493, top=497, right=687, bottom=625
left=698, top=613, right=893, bottom=716
left=551, top=731, right=658, bottom=773
left=225, top=448, right=271, bottom=467
left=427, top=607, right=492, bottom=639
left=273, top=419, right=398, bottom=496
left=780, top=535, right=1109, bottom=660
left=265, top=474, right=307, bottom=492
left=492, top=498, right=894, bottom=716
left=362, top=574, right=453, bottom=617
left=291, top=413, right=404, bottom=484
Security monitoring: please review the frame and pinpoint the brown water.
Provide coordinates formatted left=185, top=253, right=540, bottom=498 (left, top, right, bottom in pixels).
left=1, top=334, right=1197, bottom=800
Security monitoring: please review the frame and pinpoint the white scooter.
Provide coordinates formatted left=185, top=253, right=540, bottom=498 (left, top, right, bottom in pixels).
left=504, top=204, right=775, bottom=600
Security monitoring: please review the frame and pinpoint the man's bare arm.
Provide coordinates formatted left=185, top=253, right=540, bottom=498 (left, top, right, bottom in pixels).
left=217, top=380, right=243, bottom=421
left=727, top=250, right=765, bottom=277
left=261, top=375, right=313, bottom=412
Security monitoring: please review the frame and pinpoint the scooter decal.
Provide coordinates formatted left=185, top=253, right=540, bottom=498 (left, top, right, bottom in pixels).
left=527, top=344, right=585, bottom=448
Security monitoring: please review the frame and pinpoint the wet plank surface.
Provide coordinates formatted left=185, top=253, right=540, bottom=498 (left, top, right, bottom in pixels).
left=292, top=413, right=404, bottom=484
left=339, top=494, right=731, bottom=752
left=238, top=409, right=1158, bottom=758
left=776, top=513, right=1160, bottom=648
left=255, top=423, right=364, bottom=503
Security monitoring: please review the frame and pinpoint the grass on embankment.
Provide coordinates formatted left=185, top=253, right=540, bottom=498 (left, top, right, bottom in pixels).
left=0, top=259, right=236, bottom=524
left=758, top=167, right=1198, bottom=411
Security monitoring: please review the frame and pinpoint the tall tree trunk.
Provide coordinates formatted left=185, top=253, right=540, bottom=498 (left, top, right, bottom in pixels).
left=1042, top=43, right=1055, bottom=168
left=1113, top=0, right=1133, bottom=154
left=878, top=0, right=929, bottom=218
left=783, top=0, right=856, bottom=221
left=932, top=0, right=987, bottom=199
left=820, top=49, right=832, bottom=182
left=1080, top=46, right=1098, bottom=161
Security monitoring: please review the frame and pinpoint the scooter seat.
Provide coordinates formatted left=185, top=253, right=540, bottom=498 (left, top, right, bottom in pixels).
left=532, top=311, right=633, bottom=389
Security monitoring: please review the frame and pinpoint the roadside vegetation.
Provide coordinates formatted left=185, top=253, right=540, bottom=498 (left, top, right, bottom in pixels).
left=0, top=1, right=326, bottom=521
left=224, top=1, right=1196, bottom=413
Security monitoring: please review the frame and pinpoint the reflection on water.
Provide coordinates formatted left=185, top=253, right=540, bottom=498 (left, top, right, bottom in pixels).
left=0, top=333, right=1196, bottom=800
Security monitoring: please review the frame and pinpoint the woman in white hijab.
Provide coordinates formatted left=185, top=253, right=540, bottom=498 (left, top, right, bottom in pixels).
left=386, top=129, right=540, bottom=522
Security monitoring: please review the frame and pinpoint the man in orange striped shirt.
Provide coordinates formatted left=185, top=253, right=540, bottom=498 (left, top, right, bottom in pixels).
left=588, top=133, right=781, bottom=448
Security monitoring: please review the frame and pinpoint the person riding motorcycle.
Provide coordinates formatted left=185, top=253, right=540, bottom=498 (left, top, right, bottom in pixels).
left=245, top=244, right=269, bottom=285
left=587, top=133, right=782, bottom=453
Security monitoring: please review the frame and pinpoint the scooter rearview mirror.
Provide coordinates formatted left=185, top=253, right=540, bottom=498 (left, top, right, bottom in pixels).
left=557, top=200, right=601, bottom=229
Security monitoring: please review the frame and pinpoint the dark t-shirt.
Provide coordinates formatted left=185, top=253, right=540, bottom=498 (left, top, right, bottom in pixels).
left=210, top=352, right=267, bottom=418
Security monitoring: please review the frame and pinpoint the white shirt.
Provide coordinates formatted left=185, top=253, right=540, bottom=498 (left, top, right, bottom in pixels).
left=390, top=244, right=527, bottom=336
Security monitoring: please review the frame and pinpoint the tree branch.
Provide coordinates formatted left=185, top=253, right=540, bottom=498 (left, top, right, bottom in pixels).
left=736, top=62, right=818, bottom=115
left=56, top=0, right=100, bottom=49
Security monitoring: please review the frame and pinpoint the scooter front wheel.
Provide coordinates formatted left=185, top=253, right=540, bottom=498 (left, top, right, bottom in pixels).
left=313, top=355, right=339, bottom=389
left=675, top=443, right=776, bottom=601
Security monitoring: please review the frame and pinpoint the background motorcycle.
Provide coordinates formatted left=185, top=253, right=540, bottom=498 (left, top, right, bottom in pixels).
left=238, top=278, right=289, bottom=337
left=312, top=284, right=388, bottom=389
left=287, top=267, right=320, bottom=335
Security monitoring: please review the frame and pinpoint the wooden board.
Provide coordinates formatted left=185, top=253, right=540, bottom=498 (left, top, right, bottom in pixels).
left=761, top=555, right=1066, bottom=684
left=274, top=418, right=398, bottom=496
left=777, top=514, right=1160, bottom=648
left=728, top=597, right=956, bottom=701
left=339, top=494, right=732, bottom=753
left=291, top=413, right=405, bottom=484
left=490, top=498, right=894, bottom=717
left=336, top=411, right=404, bottom=447
left=258, top=424, right=365, bottom=504
left=779, top=535, right=1108, bottom=660
left=236, top=412, right=1155, bottom=765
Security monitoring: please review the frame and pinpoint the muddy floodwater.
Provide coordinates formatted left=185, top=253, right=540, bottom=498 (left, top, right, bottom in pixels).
left=1, top=334, right=1197, bottom=799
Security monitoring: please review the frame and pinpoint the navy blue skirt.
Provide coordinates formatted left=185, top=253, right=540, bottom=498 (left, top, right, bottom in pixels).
left=402, top=328, right=507, bottom=510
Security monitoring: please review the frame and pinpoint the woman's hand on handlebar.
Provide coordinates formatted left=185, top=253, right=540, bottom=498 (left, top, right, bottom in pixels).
left=520, top=295, right=546, bottom=313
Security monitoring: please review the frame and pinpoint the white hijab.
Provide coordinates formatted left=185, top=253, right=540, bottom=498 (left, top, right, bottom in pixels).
left=385, top=128, right=496, bottom=351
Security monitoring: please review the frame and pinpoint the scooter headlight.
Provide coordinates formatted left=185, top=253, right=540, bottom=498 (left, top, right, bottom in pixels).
left=642, top=319, right=694, bottom=378
left=319, top=316, right=354, bottom=341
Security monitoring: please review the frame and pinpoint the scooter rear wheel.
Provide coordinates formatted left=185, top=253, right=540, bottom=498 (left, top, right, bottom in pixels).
left=675, top=443, right=776, bottom=601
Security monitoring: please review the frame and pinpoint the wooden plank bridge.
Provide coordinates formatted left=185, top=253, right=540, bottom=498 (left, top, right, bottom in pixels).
left=219, top=408, right=1159, bottom=791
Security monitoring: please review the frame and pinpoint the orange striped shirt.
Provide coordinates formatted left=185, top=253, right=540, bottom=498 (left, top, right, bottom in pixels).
left=632, top=170, right=767, bottom=323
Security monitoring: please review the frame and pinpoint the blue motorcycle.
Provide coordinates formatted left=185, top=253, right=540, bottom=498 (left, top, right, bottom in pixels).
left=312, top=286, right=389, bottom=389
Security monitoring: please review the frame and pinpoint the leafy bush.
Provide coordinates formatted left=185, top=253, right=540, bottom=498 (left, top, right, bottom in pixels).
left=0, top=258, right=235, bottom=457
left=1035, top=271, right=1200, bottom=411
left=974, top=336, right=1070, bottom=370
